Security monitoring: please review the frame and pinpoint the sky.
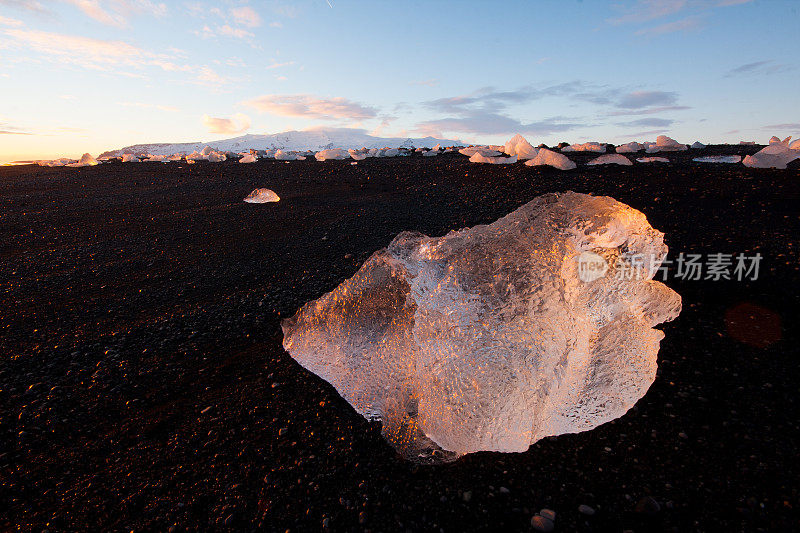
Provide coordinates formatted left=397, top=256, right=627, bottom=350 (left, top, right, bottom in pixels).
left=0, top=0, right=798, bottom=162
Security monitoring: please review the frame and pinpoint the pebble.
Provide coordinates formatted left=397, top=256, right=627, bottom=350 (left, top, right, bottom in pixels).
left=462, top=491, right=472, bottom=502
left=531, top=515, right=554, bottom=532
left=578, top=504, right=595, bottom=516
left=540, top=508, right=556, bottom=521
left=499, top=486, right=510, bottom=494
left=635, top=496, right=661, bottom=515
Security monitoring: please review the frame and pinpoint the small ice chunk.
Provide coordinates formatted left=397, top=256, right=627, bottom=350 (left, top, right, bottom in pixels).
left=469, top=153, right=517, bottom=164
left=459, top=146, right=502, bottom=157
left=38, top=157, right=74, bottom=167
left=615, top=142, right=643, bottom=153
left=207, top=152, right=226, bottom=163
left=790, top=139, right=800, bottom=151
left=121, top=153, right=141, bottom=163
left=315, top=149, right=349, bottom=161
left=693, top=155, right=741, bottom=164
left=646, top=136, right=687, bottom=153
left=503, top=134, right=539, bottom=160
left=276, top=150, right=305, bottom=161
left=690, top=141, right=706, bottom=149
left=243, top=188, right=280, bottom=203
left=239, top=153, right=257, bottom=163
left=636, top=157, right=670, bottom=163
left=67, top=153, right=98, bottom=167
left=524, top=148, right=576, bottom=170
left=587, top=154, right=633, bottom=166
left=742, top=144, right=800, bottom=169
left=348, top=149, right=367, bottom=161
left=562, top=142, right=606, bottom=153
left=768, top=136, right=792, bottom=145
left=422, top=149, right=439, bottom=157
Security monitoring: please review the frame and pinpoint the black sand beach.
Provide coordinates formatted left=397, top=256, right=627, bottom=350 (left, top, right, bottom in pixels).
left=1, top=147, right=798, bottom=531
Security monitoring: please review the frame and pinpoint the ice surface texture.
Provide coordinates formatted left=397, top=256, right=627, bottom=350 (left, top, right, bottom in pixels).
left=282, top=192, right=682, bottom=460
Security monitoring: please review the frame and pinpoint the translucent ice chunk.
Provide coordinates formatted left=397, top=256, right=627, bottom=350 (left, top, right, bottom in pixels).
left=243, top=188, right=280, bottom=203
left=282, top=192, right=681, bottom=460
left=524, top=148, right=576, bottom=170
left=587, top=154, right=633, bottom=166
left=742, top=144, right=800, bottom=169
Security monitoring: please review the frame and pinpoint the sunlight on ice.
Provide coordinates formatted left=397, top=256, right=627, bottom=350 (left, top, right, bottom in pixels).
left=243, top=188, right=280, bottom=203
left=282, top=192, right=682, bottom=460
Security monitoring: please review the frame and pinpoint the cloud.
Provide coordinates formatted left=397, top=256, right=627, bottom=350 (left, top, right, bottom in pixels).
left=2, top=27, right=230, bottom=88
left=217, top=24, right=253, bottom=39
left=410, top=79, right=439, bottom=87
left=608, top=0, right=753, bottom=34
left=0, top=117, right=31, bottom=135
left=230, top=5, right=261, bottom=28
left=607, top=105, right=691, bottom=116
left=615, top=90, right=678, bottom=109
left=761, top=123, right=800, bottom=130
left=243, top=94, right=377, bottom=120
left=616, top=117, right=674, bottom=127
left=416, top=112, right=583, bottom=138
left=4, top=28, right=157, bottom=67
left=626, top=128, right=671, bottom=137
left=269, top=21, right=282, bottom=28
left=608, top=0, right=688, bottom=25
left=265, top=60, right=295, bottom=69
left=194, top=66, right=232, bottom=88
left=0, top=15, right=23, bottom=26
left=273, top=4, right=299, bottom=18
left=120, top=101, right=179, bottom=112
left=369, top=115, right=398, bottom=136
left=419, top=83, right=687, bottom=137
left=427, top=84, right=683, bottom=114
left=66, top=0, right=168, bottom=28
left=635, top=15, right=702, bottom=35
left=202, top=113, right=251, bottom=134
left=0, top=0, right=47, bottom=13
left=724, top=60, right=791, bottom=77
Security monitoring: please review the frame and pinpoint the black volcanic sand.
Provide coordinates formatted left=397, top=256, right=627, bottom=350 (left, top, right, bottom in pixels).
left=1, top=146, right=799, bottom=532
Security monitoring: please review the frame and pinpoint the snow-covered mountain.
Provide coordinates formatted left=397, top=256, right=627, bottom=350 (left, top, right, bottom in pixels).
left=100, top=128, right=467, bottom=157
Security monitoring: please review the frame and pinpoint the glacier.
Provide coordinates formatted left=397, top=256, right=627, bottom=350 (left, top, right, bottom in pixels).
left=99, top=128, right=465, bottom=158
left=282, top=192, right=681, bottom=460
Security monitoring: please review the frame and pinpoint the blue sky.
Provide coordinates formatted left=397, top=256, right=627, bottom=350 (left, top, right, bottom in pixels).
left=0, top=0, right=798, bottom=161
